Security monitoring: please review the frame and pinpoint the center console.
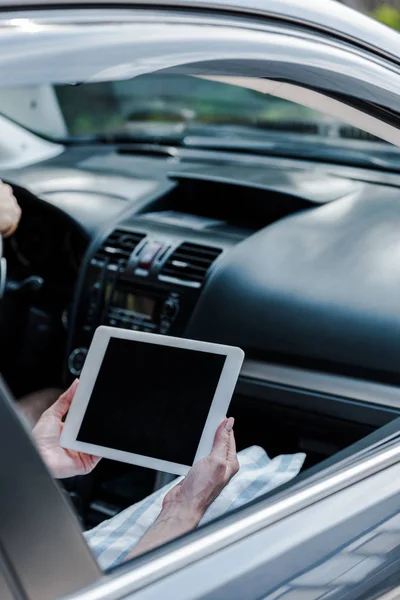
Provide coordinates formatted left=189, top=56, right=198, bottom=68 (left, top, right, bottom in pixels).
left=67, top=226, right=226, bottom=377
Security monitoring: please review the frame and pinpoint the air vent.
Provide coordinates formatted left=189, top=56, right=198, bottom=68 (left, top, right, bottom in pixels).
left=159, top=242, right=222, bottom=287
left=92, top=230, right=145, bottom=270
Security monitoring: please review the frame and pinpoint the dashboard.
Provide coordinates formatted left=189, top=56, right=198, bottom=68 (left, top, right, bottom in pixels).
left=4, top=144, right=400, bottom=391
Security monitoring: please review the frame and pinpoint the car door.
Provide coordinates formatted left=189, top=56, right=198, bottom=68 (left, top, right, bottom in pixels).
left=73, top=430, right=400, bottom=600
left=1, top=2, right=400, bottom=600
left=0, top=376, right=101, bottom=600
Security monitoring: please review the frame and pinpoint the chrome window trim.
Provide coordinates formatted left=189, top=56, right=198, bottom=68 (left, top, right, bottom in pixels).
left=376, top=586, right=400, bottom=600
left=65, top=436, right=400, bottom=600
left=240, top=359, right=400, bottom=410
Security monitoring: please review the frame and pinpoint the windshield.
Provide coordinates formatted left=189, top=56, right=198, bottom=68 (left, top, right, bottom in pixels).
left=0, top=74, right=397, bottom=168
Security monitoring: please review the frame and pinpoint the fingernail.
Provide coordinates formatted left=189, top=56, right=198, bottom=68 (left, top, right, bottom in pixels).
left=225, top=417, right=234, bottom=432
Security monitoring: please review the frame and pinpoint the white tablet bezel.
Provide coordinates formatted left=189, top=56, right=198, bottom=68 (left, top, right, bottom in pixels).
left=60, top=326, right=244, bottom=476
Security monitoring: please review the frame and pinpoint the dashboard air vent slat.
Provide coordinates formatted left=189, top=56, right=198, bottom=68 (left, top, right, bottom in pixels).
left=159, top=242, right=222, bottom=287
left=92, top=230, right=145, bottom=270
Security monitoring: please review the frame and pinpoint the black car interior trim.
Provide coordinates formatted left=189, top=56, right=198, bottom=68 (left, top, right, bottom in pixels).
left=241, top=360, right=400, bottom=411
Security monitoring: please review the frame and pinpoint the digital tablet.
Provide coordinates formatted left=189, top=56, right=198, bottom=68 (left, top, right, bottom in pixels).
left=60, top=326, right=244, bottom=475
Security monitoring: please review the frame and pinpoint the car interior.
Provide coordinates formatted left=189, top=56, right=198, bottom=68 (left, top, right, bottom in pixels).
left=1, top=71, right=400, bottom=534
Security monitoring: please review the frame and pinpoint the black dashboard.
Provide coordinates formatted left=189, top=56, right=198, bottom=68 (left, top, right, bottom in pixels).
left=4, top=144, right=400, bottom=390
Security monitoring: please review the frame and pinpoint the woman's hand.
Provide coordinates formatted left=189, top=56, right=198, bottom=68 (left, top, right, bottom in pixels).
left=163, top=416, right=239, bottom=519
left=126, top=417, right=239, bottom=560
left=32, top=380, right=101, bottom=479
left=0, top=181, right=21, bottom=237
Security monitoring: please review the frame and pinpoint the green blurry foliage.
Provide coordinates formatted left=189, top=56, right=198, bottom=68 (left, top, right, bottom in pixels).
left=371, top=4, right=400, bottom=30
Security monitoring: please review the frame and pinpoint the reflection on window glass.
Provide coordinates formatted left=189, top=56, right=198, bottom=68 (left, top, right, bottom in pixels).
left=0, top=73, right=386, bottom=146
left=53, top=74, right=363, bottom=139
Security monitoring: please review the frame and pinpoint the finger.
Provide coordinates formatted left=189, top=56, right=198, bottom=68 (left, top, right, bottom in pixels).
left=2, top=204, right=21, bottom=237
left=227, top=427, right=237, bottom=461
left=0, top=181, right=9, bottom=194
left=49, top=379, right=79, bottom=419
left=3, top=184, right=13, bottom=196
left=2, top=224, right=16, bottom=238
left=9, top=195, right=20, bottom=210
left=211, top=417, right=234, bottom=460
left=15, top=203, right=22, bottom=224
left=227, top=430, right=240, bottom=478
left=3, top=216, right=20, bottom=238
left=85, top=454, right=102, bottom=465
left=81, top=454, right=102, bottom=475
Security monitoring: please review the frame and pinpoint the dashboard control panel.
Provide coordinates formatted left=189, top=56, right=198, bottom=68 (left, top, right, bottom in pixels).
left=102, top=288, right=181, bottom=335
left=67, top=227, right=226, bottom=377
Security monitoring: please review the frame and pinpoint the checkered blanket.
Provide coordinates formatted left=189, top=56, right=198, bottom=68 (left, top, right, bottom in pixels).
left=85, top=446, right=306, bottom=570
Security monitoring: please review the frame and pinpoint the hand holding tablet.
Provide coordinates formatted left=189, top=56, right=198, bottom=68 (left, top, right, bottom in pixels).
left=60, top=326, right=244, bottom=475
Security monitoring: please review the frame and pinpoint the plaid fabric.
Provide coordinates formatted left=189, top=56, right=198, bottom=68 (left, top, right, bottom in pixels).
left=85, top=446, right=306, bottom=570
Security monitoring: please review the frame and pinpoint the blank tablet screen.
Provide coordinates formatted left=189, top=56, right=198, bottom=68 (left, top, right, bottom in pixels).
left=77, top=337, right=227, bottom=465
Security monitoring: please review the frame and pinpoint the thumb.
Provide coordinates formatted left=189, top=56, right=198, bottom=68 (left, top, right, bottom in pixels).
left=50, top=379, right=79, bottom=419
left=211, top=417, right=234, bottom=460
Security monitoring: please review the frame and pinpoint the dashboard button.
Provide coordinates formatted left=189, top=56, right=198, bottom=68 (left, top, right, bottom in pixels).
left=162, top=299, right=179, bottom=319
left=137, top=242, right=164, bottom=269
left=68, top=347, right=88, bottom=376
